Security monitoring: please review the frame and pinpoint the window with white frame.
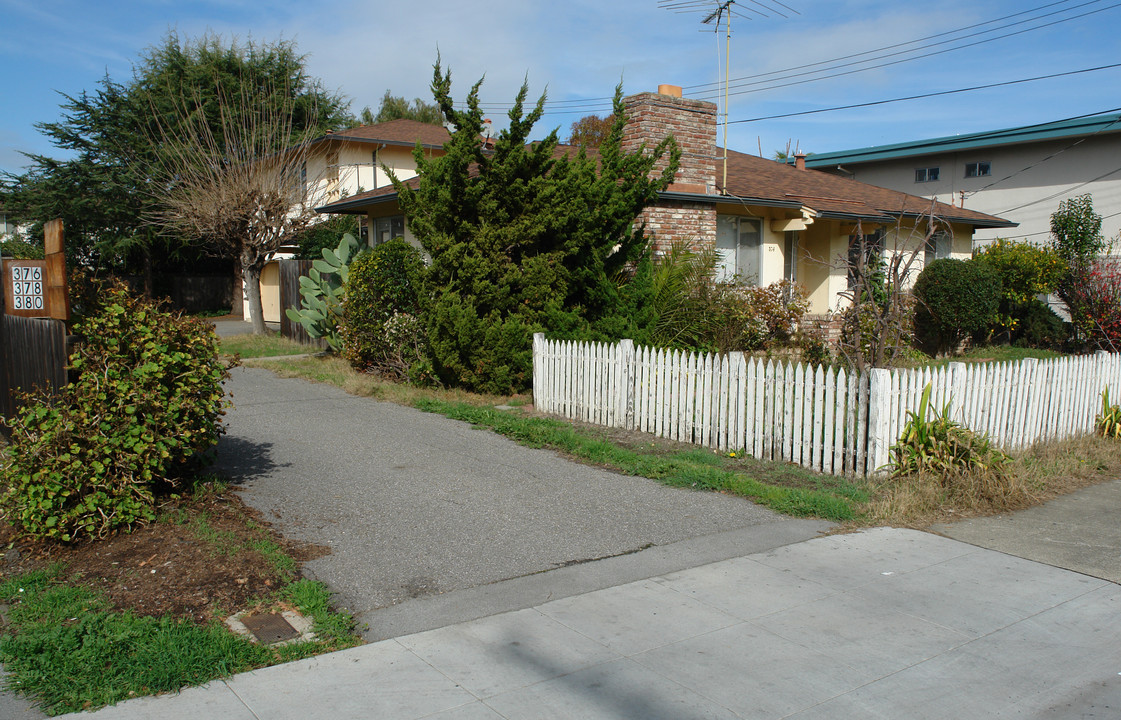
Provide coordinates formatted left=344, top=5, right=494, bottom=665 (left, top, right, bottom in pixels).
left=965, top=161, right=991, bottom=178
left=925, top=230, right=953, bottom=265
left=847, top=229, right=884, bottom=290
left=716, top=216, right=762, bottom=284
left=915, top=167, right=940, bottom=183
left=371, top=215, right=405, bottom=246
left=783, top=231, right=799, bottom=284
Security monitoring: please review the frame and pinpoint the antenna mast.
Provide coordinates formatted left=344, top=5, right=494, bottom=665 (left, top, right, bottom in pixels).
left=658, top=0, right=798, bottom=194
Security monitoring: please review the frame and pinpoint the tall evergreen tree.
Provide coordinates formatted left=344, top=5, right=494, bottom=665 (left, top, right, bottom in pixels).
left=0, top=32, right=352, bottom=286
left=393, top=62, right=680, bottom=393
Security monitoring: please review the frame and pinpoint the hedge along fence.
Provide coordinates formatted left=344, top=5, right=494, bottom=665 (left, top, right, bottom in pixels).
left=532, top=333, right=1121, bottom=477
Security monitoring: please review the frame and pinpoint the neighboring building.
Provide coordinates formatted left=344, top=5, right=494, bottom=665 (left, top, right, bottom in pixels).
left=0, top=211, right=18, bottom=240
left=250, top=119, right=451, bottom=322
left=317, top=86, right=1013, bottom=316
left=802, top=113, right=1121, bottom=246
left=302, top=119, right=451, bottom=246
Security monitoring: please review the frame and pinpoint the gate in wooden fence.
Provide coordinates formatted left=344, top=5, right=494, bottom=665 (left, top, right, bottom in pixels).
left=278, top=259, right=325, bottom=348
left=532, top=333, right=1121, bottom=477
left=0, top=315, right=68, bottom=422
left=1, top=219, right=71, bottom=428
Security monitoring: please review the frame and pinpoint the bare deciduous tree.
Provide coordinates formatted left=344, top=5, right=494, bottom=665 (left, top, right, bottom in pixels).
left=145, top=82, right=322, bottom=333
left=834, top=203, right=950, bottom=372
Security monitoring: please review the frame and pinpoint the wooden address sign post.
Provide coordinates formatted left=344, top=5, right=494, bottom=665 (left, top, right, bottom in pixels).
left=1, top=219, right=69, bottom=322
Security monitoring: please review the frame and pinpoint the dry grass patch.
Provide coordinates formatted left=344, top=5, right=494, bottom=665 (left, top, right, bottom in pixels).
left=859, top=433, right=1121, bottom=528
left=219, top=332, right=313, bottom=359
left=244, top=355, right=527, bottom=408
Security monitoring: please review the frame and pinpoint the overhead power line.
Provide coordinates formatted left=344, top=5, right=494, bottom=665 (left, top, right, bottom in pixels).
left=458, top=0, right=1118, bottom=114
left=727, top=64, right=1121, bottom=124
left=680, top=0, right=1096, bottom=91
left=691, top=1, right=1121, bottom=101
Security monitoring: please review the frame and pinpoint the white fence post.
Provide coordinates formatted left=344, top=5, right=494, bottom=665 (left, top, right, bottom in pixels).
left=867, top=368, right=892, bottom=475
left=532, top=332, right=547, bottom=413
left=617, top=339, right=635, bottom=429
left=948, top=361, right=967, bottom=422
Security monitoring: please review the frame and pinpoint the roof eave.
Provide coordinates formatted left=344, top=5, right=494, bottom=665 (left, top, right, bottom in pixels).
left=315, top=192, right=400, bottom=214
left=660, top=190, right=804, bottom=210
left=309, top=135, right=445, bottom=152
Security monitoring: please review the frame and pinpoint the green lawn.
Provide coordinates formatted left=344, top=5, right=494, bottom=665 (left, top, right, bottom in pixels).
left=218, top=331, right=317, bottom=359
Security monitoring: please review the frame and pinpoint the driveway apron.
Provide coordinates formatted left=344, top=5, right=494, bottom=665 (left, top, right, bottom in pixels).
left=215, top=367, right=825, bottom=637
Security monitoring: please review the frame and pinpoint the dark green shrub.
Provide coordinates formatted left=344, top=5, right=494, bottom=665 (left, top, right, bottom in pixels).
left=340, top=239, right=428, bottom=382
left=0, top=287, right=231, bottom=541
left=0, top=238, right=44, bottom=259
left=1013, top=299, right=1066, bottom=348
left=913, top=259, right=1001, bottom=355
left=291, top=213, right=360, bottom=260
left=972, top=239, right=1066, bottom=342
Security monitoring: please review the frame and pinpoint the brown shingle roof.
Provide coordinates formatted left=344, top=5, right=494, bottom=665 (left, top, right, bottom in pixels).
left=718, top=149, right=1014, bottom=228
left=315, top=118, right=452, bottom=148
left=319, top=141, right=1014, bottom=229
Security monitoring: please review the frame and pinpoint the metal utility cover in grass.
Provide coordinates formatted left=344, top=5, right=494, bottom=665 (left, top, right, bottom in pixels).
left=240, top=613, right=300, bottom=644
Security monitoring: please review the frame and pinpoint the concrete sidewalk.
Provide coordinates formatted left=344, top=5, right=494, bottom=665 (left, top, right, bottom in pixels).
left=65, top=527, right=1121, bottom=719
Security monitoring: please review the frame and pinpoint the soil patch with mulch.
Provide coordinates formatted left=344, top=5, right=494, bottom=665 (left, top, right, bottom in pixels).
left=0, top=489, right=329, bottom=624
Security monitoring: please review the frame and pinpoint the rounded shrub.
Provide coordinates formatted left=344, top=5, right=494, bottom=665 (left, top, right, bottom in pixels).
left=0, top=286, right=231, bottom=541
left=340, top=238, right=427, bottom=381
left=972, top=239, right=1067, bottom=344
left=1013, top=299, right=1066, bottom=349
left=912, top=258, right=1001, bottom=355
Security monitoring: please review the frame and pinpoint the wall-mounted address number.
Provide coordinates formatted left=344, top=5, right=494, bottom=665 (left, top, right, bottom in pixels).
left=10, top=265, right=45, bottom=311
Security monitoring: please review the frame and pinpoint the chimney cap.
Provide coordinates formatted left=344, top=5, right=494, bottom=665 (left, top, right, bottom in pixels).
left=658, top=84, right=683, bottom=98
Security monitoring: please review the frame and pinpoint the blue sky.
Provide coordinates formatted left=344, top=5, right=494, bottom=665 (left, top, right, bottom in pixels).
left=2, top=0, right=1119, bottom=175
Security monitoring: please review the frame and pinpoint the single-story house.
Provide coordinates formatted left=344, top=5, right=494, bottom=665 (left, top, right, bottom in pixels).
left=802, top=112, right=1121, bottom=246
left=315, top=86, right=1015, bottom=317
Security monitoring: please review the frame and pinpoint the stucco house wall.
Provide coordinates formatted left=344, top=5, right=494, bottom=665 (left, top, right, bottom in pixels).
left=807, top=117, right=1121, bottom=248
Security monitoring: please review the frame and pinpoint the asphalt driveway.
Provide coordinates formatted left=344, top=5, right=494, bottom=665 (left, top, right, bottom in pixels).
left=215, top=367, right=829, bottom=639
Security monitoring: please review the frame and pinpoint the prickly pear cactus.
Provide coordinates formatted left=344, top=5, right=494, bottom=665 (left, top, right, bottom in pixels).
left=285, top=233, right=360, bottom=351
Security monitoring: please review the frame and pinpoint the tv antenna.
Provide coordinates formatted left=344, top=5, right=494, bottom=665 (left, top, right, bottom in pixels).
left=658, top=0, right=798, bottom=193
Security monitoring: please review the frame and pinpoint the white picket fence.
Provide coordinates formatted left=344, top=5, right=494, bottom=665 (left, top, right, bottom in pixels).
left=531, top=333, right=1121, bottom=476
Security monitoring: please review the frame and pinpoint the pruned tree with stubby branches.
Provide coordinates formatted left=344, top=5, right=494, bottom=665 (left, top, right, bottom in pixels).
left=144, top=81, right=323, bottom=333
left=835, top=204, right=953, bottom=371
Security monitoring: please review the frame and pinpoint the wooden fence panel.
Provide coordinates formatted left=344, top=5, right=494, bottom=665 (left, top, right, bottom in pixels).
left=278, top=259, right=326, bottom=348
left=1, top=315, right=68, bottom=424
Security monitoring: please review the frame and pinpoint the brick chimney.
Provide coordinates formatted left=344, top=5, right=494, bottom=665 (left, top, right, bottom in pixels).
left=622, top=85, right=718, bottom=252
left=794, top=153, right=806, bottom=170
left=622, top=85, right=716, bottom=194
